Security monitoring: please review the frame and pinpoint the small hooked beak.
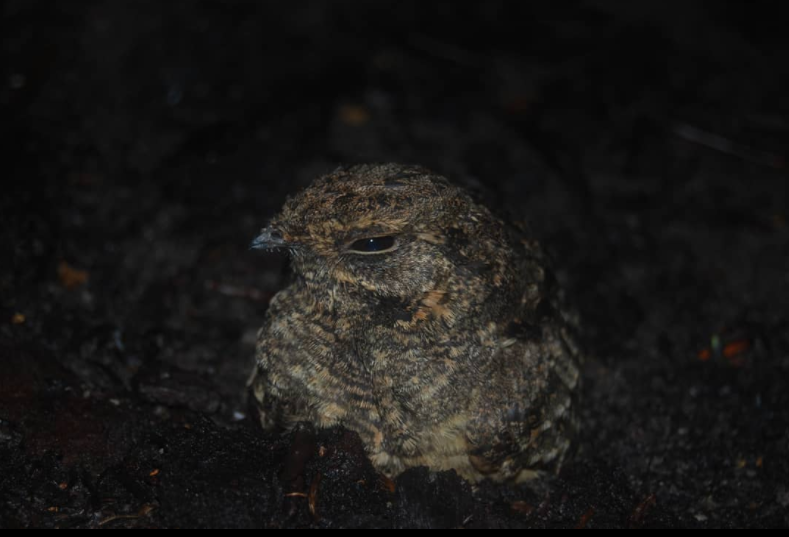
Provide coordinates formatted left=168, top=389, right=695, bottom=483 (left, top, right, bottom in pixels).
left=250, top=227, right=288, bottom=251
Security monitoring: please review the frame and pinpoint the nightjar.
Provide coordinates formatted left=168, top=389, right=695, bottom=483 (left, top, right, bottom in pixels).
left=249, top=164, right=581, bottom=483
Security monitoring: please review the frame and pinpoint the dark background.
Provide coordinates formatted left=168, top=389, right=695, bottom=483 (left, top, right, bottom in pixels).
left=2, top=0, right=788, bottom=528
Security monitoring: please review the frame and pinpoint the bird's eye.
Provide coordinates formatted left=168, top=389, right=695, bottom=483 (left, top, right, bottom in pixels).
left=347, top=236, right=397, bottom=254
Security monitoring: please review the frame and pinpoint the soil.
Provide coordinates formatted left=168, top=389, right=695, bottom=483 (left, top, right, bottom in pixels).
left=2, top=1, right=788, bottom=528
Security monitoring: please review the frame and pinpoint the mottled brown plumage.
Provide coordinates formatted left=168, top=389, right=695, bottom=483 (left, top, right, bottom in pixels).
left=249, top=164, right=581, bottom=483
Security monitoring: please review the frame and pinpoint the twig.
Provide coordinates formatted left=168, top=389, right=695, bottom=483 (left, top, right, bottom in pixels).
left=673, top=122, right=784, bottom=169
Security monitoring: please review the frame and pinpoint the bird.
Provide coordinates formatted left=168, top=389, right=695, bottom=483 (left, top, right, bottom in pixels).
left=248, top=163, right=581, bottom=483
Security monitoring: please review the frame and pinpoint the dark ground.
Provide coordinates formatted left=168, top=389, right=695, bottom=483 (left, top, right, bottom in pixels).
left=2, top=0, right=788, bottom=528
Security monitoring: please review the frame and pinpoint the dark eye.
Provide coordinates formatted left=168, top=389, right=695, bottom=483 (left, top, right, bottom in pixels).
left=348, top=236, right=397, bottom=254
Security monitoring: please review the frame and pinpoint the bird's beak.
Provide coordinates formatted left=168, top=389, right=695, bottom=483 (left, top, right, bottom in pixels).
left=250, top=227, right=288, bottom=251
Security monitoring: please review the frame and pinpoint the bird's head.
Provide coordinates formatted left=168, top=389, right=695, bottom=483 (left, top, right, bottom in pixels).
left=252, top=164, right=514, bottom=308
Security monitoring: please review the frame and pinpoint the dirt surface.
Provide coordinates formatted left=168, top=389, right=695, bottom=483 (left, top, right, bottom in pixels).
left=2, top=1, right=788, bottom=528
